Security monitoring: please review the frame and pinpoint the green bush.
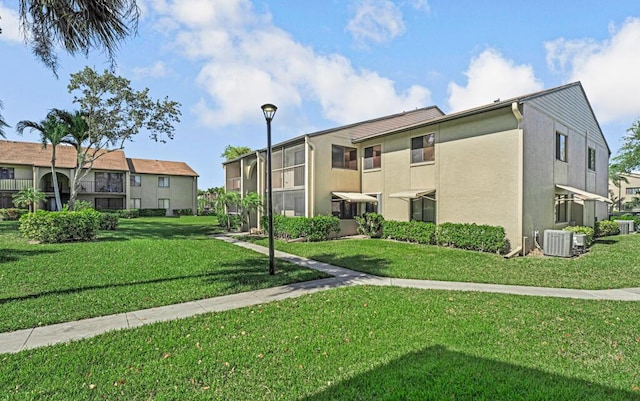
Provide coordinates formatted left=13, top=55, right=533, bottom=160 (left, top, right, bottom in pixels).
left=383, top=220, right=436, bottom=244
left=98, top=213, right=119, bottom=230
left=116, top=209, right=139, bottom=219
left=0, top=208, right=29, bottom=221
left=355, top=213, right=385, bottom=238
left=173, top=208, right=193, bottom=216
left=68, top=200, right=94, bottom=211
left=263, top=214, right=340, bottom=241
left=436, top=222, right=508, bottom=254
left=563, top=226, right=594, bottom=246
left=139, top=208, right=167, bottom=217
left=595, top=220, right=620, bottom=237
left=19, top=210, right=101, bottom=243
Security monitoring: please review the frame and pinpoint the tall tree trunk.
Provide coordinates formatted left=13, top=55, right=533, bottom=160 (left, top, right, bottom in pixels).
left=51, top=150, right=63, bottom=211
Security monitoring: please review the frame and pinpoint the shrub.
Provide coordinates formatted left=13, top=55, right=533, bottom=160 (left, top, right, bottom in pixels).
left=0, top=208, right=28, bottom=221
left=99, top=213, right=119, bottom=230
left=563, top=225, right=594, bottom=246
left=173, top=208, right=193, bottom=216
left=139, top=208, right=167, bottom=217
left=263, top=214, right=340, bottom=241
left=116, top=209, right=139, bottom=219
left=595, top=220, right=620, bottom=237
left=436, top=222, right=508, bottom=254
left=355, top=213, right=385, bottom=238
left=383, top=220, right=436, bottom=244
left=68, top=200, right=94, bottom=211
left=19, top=210, right=101, bottom=243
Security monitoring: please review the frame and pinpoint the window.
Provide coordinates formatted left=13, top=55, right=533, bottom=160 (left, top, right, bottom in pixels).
left=411, top=195, right=436, bottom=223
left=626, top=187, right=640, bottom=195
left=411, top=133, right=435, bottom=164
left=556, top=132, right=567, bottom=162
left=587, top=148, right=596, bottom=171
left=130, top=175, right=141, bottom=187
left=95, top=198, right=124, bottom=210
left=130, top=198, right=141, bottom=209
left=332, top=145, right=358, bottom=170
left=331, top=197, right=357, bottom=219
left=158, top=198, right=170, bottom=209
left=555, top=195, right=569, bottom=223
left=364, top=145, right=381, bottom=170
left=158, top=177, right=170, bottom=188
left=273, top=189, right=305, bottom=217
left=0, top=167, right=15, bottom=179
left=95, top=172, right=123, bottom=192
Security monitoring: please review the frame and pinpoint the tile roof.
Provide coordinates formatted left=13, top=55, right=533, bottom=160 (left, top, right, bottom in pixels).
left=126, top=158, right=199, bottom=177
left=0, top=140, right=128, bottom=170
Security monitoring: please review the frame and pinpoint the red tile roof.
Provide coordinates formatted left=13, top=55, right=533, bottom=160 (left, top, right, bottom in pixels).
left=126, top=158, right=199, bottom=177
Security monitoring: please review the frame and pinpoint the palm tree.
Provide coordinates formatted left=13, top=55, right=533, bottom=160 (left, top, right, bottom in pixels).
left=221, top=145, right=252, bottom=161
left=239, top=192, right=263, bottom=230
left=12, top=188, right=46, bottom=212
left=16, top=113, right=69, bottom=211
left=609, top=164, right=629, bottom=212
left=17, top=0, right=140, bottom=75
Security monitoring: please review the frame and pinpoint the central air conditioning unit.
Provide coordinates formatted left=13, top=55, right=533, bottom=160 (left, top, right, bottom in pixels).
left=614, top=220, right=634, bottom=235
left=543, top=230, right=573, bottom=257
left=573, top=233, right=587, bottom=248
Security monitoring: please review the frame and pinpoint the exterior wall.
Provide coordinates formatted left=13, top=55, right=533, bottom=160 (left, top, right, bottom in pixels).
left=129, top=173, right=197, bottom=215
left=609, top=173, right=640, bottom=212
left=522, top=98, right=609, bottom=249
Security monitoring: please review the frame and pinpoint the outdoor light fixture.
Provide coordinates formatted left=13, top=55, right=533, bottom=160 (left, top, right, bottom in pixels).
left=261, top=103, right=277, bottom=275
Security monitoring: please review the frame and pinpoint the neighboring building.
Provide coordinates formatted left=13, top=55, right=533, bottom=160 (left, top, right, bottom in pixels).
left=609, top=172, right=640, bottom=212
left=0, top=140, right=198, bottom=215
left=224, top=82, right=610, bottom=254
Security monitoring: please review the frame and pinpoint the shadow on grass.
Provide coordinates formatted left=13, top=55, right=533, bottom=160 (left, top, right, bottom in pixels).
left=593, top=238, right=620, bottom=245
left=0, top=248, right=60, bottom=264
left=304, top=345, right=639, bottom=400
left=0, top=257, right=321, bottom=306
left=100, top=220, right=224, bottom=241
left=297, top=252, right=392, bottom=276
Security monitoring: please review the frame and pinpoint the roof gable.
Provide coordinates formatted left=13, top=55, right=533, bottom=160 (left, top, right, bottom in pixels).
left=127, top=158, right=199, bottom=177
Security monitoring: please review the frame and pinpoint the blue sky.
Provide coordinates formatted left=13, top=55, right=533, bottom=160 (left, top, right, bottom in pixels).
left=1, top=0, right=639, bottom=189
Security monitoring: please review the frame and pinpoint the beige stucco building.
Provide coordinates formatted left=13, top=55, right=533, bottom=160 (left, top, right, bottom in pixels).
left=0, top=140, right=198, bottom=215
left=609, top=172, right=640, bottom=212
left=224, top=82, right=610, bottom=254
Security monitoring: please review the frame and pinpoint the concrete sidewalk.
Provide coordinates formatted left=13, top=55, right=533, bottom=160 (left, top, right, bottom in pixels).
left=2, top=235, right=640, bottom=354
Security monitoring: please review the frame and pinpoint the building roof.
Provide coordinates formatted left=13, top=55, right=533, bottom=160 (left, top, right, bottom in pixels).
left=0, top=140, right=129, bottom=170
left=127, top=158, right=199, bottom=177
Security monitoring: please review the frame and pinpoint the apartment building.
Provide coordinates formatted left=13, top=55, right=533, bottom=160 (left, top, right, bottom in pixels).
left=224, top=82, right=610, bottom=254
left=609, top=172, right=640, bottom=212
left=0, top=140, right=198, bottom=215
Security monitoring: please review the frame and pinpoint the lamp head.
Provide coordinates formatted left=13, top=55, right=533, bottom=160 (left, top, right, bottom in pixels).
left=261, top=103, right=277, bottom=121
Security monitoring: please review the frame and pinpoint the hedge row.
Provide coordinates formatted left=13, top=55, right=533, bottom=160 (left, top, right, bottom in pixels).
left=563, top=225, right=595, bottom=246
left=173, top=208, right=193, bottom=216
left=262, top=214, right=340, bottom=242
left=379, top=218, right=508, bottom=254
left=0, top=208, right=29, bottom=221
left=595, top=220, right=620, bottom=237
left=19, top=210, right=102, bottom=243
left=139, top=208, right=167, bottom=217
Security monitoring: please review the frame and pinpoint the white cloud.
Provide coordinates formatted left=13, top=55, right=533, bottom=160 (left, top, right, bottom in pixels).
left=447, top=49, right=543, bottom=112
left=0, top=2, right=23, bottom=43
left=545, top=17, right=640, bottom=123
left=132, top=61, right=169, bottom=79
left=408, top=0, right=430, bottom=13
left=346, top=0, right=405, bottom=45
left=149, top=0, right=431, bottom=127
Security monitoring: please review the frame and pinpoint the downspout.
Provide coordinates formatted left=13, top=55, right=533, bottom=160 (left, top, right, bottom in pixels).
left=305, top=136, right=314, bottom=217
left=512, top=102, right=525, bottom=255
left=256, top=151, right=265, bottom=230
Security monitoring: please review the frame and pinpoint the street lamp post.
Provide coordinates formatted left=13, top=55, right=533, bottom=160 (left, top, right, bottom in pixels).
left=261, top=103, right=277, bottom=275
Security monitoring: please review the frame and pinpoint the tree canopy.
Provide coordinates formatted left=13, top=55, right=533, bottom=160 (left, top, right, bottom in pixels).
left=613, top=119, right=640, bottom=172
left=16, top=0, right=139, bottom=75
left=222, top=145, right=252, bottom=161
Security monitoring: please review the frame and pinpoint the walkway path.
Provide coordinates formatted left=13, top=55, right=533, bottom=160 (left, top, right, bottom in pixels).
left=2, top=235, right=639, bottom=354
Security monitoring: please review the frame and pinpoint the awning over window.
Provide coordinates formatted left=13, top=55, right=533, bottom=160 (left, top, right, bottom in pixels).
left=555, top=184, right=612, bottom=204
left=389, top=189, right=435, bottom=199
left=332, top=192, right=378, bottom=203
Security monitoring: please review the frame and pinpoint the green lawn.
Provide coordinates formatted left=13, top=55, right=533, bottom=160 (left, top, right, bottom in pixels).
left=246, top=234, right=640, bottom=289
left=1, top=286, right=639, bottom=400
left=0, top=217, right=327, bottom=332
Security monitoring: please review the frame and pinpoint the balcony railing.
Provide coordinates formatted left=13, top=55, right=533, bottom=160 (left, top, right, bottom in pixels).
left=78, top=181, right=125, bottom=194
left=0, top=179, right=33, bottom=191
left=43, top=185, right=71, bottom=194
